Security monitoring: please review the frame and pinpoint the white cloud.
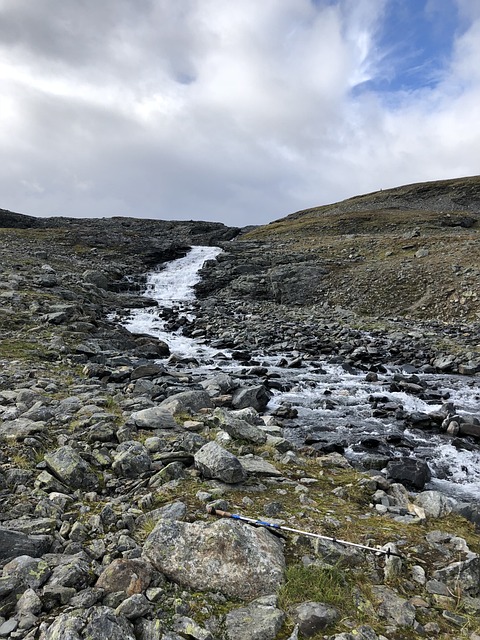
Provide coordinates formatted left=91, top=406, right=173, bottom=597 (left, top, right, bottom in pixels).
left=0, top=0, right=478, bottom=225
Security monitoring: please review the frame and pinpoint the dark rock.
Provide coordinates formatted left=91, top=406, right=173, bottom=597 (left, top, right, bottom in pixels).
left=0, top=528, right=51, bottom=561
left=231, top=385, right=272, bottom=412
left=386, top=458, right=431, bottom=489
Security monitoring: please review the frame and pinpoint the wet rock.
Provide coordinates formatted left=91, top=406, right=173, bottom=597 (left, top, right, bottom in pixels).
left=44, top=446, right=100, bottom=491
left=231, top=385, right=272, bottom=412
left=291, top=601, right=339, bottom=637
left=194, top=441, right=247, bottom=484
left=143, top=518, right=285, bottom=600
left=386, top=457, right=431, bottom=490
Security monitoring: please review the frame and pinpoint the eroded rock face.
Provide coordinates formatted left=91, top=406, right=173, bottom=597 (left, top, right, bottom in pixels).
left=143, top=519, right=285, bottom=600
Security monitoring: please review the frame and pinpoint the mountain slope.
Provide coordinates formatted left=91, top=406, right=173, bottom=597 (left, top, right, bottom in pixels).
left=234, top=176, right=480, bottom=322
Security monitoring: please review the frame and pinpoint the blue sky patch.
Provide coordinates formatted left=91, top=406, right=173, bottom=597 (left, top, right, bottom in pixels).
left=366, top=0, right=461, bottom=93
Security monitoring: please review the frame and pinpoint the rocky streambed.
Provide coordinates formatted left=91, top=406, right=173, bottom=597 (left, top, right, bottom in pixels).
left=1, top=232, right=480, bottom=640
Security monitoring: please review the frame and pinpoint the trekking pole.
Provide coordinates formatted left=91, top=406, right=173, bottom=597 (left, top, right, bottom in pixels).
left=207, top=506, right=403, bottom=558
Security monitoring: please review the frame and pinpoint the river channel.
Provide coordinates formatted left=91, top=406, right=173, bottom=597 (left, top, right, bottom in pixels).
left=120, top=246, right=480, bottom=504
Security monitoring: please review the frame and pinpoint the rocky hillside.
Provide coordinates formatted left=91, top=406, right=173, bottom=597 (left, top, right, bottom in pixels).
left=196, top=176, right=480, bottom=324
left=0, top=183, right=479, bottom=640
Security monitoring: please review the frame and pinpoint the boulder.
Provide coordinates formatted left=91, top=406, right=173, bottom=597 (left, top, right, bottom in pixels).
left=239, top=456, right=282, bottom=477
left=42, top=606, right=136, bottom=640
left=129, top=407, right=177, bottom=429
left=386, top=458, right=431, bottom=490
left=112, top=441, right=152, bottom=478
left=158, top=390, right=214, bottom=414
left=372, top=585, right=416, bottom=627
left=213, top=408, right=267, bottom=444
left=47, top=555, right=94, bottom=590
left=44, top=446, right=100, bottom=491
left=96, top=558, right=152, bottom=595
left=143, top=518, right=285, bottom=600
left=433, top=557, right=480, bottom=597
left=194, top=441, right=247, bottom=484
left=231, top=385, right=272, bottom=412
left=0, top=529, right=51, bottom=562
left=414, top=491, right=454, bottom=518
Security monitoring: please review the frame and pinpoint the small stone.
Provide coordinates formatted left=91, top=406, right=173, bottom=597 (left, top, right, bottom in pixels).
left=0, top=618, right=18, bottom=637
left=115, top=593, right=151, bottom=620
left=291, top=601, right=339, bottom=637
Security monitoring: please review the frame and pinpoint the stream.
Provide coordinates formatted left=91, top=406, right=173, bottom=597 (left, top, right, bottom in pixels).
left=121, top=246, right=480, bottom=503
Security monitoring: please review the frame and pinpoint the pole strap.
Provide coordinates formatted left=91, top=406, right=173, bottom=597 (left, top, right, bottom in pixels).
left=207, top=506, right=403, bottom=558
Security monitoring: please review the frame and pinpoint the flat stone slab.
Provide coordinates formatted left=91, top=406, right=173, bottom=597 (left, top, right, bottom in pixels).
left=240, top=456, right=283, bottom=477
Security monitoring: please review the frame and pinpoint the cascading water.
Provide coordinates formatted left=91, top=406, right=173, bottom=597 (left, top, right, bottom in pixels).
left=121, top=246, right=223, bottom=361
left=122, top=246, right=480, bottom=502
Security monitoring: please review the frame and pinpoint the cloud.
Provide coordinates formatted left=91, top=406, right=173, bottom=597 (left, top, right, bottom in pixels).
left=0, top=0, right=479, bottom=225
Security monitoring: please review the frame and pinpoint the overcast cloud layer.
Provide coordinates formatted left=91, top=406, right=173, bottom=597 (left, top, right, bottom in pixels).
left=0, top=0, right=479, bottom=225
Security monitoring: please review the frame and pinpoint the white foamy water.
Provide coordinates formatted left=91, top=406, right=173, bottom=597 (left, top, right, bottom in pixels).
left=121, top=246, right=223, bottom=360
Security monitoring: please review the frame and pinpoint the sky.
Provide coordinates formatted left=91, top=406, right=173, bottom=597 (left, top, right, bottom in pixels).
left=0, top=0, right=479, bottom=226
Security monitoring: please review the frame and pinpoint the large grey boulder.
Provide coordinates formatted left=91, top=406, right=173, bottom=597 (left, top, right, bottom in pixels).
left=372, top=585, right=416, bottom=627
left=225, top=598, right=285, bottom=640
left=213, top=408, right=267, bottom=445
left=0, top=418, right=47, bottom=441
left=231, top=385, right=272, bottom=412
left=239, top=456, right=282, bottom=478
left=44, top=446, right=99, bottom=491
left=143, top=519, right=285, bottom=600
left=194, top=441, right=247, bottom=484
left=129, top=407, right=177, bottom=429
left=47, top=555, right=94, bottom=590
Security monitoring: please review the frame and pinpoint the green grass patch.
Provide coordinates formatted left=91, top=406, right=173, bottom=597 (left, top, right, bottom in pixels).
left=279, top=563, right=352, bottom=611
